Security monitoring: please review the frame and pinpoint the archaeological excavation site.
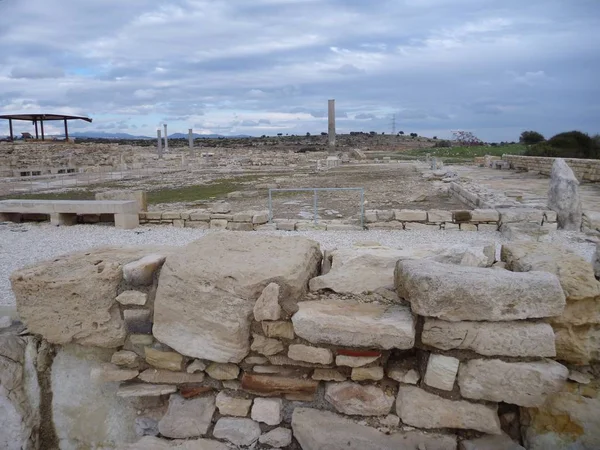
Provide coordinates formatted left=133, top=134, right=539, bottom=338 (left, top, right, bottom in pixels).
left=1, top=132, right=600, bottom=450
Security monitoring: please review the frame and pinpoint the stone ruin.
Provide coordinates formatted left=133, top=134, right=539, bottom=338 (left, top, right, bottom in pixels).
left=1, top=233, right=599, bottom=449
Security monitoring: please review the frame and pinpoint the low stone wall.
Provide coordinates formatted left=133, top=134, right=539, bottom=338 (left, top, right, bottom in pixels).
left=3, top=233, right=599, bottom=449
left=503, top=155, right=600, bottom=182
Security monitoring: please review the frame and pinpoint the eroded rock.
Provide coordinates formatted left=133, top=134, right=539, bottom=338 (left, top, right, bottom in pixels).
left=548, top=158, right=582, bottom=231
left=325, top=382, right=394, bottom=416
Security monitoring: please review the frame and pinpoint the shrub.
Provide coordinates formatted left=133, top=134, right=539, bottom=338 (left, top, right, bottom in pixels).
left=519, top=131, right=545, bottom=145
left=434, top=140, right=452, bottom=148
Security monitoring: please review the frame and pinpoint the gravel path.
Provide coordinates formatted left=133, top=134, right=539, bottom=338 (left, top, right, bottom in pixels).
left=0, top=222, right=595, bottom=307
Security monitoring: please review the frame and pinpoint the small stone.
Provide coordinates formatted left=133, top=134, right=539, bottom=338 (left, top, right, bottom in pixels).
left=129, top=334, right=154, bottom=346
left=116, top=290, right=148, bottom=306
left=187, top=360, right=207, bottom=373
left=213, top=418, right=261, bottom=446
left=145, top=347, right=183, bottom=371
left=312, top=368, right=346, bottom=381
left=252, top=365, right=286, bottom=374
left=254, top=283, right=282, bottom=321
left=222, top=380, right=241, bottom=390
left=134, top=417, right=159, bottom=437
left=380, top=414, right=400, bottom=428
left=336, top=355, right=380, bottom=367
left=288, top=344, right=333, bottom=365
left=123, top=254, right=166, bottom=286
left=251, top=334, right=284, bottom=356
left=351, top=367, right=384, bottom=381
left=117, top=383, right=177, bottom=398
left=90, top=363, right=138, bottom=382
left=262, top=321, right=295, bottom=339
left=259, top=427, right=293, bottom=448
left=111, top=350, right=140, bottom=368
left=424, top=354, right=460, bottom=391
left=211, top=202, right=231, bottom=214
left=206, top=363, right=240, bottom=380
left=568, top=370, right=592, bottom=384
left=325, top=382, right=394, bottom=416
left=216, top=391, right=252, bottom=417
left=158, top=394, right=216, bottom=438
left=244, top=356, right=269, bottom=365
left=138, top=369, right=205, bottom=384
left=241, top=373, right=319, bottom=397
left=180, top=386, right=213, bottom=399
left=251, top=398, right=283, bottom=425
left=387, top=366, right=420, bottom=385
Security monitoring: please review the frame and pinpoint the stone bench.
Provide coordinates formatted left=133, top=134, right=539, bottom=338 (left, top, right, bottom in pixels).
left=0, top=199, right=139, bottom=229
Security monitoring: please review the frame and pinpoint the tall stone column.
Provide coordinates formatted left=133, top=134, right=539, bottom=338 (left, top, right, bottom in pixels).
left=328, top=99, right=336, bottom=152
left=157, top=129, right=163, bottom=159
left=163, top=124, right=169, bottom=153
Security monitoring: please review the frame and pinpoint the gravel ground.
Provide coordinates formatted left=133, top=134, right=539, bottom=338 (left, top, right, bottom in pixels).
left=0, top=222, right=596, bottom=308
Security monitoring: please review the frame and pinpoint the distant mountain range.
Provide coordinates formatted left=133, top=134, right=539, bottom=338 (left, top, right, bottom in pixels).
left=64, top=131, right=252, bottom=139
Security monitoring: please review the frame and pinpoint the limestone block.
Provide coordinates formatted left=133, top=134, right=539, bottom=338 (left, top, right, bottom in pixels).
left=387, top=366, right=420, bottom=384
left=205, top=363, right=239, bottom=380
left=470, top=209, right=500, bottom=222
left=161, top=212, right=181, bottom=220
left=186, top=360, right=206, bottom=373
left=184, top=221, right=209, bottom=229
left=498, top=208, right=544, bottom=224
left=460, top=223, right=478, bottom=231
left=394, top=209, right=427, bottom=221
left=251, top=398, right=282, bottom=425
left=138, top=369, right=205, bottom=384
left=188, top=211, right=211, bottom=221
left=292, top=300, right=415, bottom=349
left=158, top=394, right=215, bottom=438
left=262, top=321, right=294, bottom=339
left=111, top=350, right=140, bottom=368
left=428, top=209, right=452, bottom=222
left=396, top=385, right=501, bottom=434
left=123, top=254, right=166, bottom=286
left=548, top=159, right=583, bottom=230
left=252, top=212, right=269, bottom=225
left=312, top=368, right=346, bottom=381
left=336, top=355, right=379, bottom=367
left=553, top=324, right=600, bottom=365
left=96, top=190, right=147, bottom=211
left=209, top=219, right=228, bottom=229
left=351, top=367, right=384, bottom=381
left=367, top=221, right=404, bottom=230
left=364, top=210, right=378, bottom=223
left=145, top=348, right=183, bottom=371
left=444, top=223, right=460, bottom=230
left=213, top=418, right=261, bottom=447
left=241, top=373, right=319, bottom=397
left=292, top=407, right=457, bottom=450
left=376, top=210, right=394, bottom=221
left=251, top=334, right=284, bottom=356
left=116, top=290, right=148, bottom=306
left=253, top=283, right=281, bottom=321
left=145, top=212, right=162, bottom=220
left=244, top=356, right=268, bottom=365
left=215, top=392, right=252, bottom=417
left=227, top=222, right=254, bottom=231
left=276, top=221, right=296, bottom=231
left=288, top=344, right=333, bottom=365
left=153, top=234, right=321, bottom=363
left=90, top=363, right=139, bottom=382
left=232, top=211, right=254, bottom=222
left=424, top=354, right=459, bottom=391
left=325, top=382, right=394, bottom=416
left=395, top=260, right=565, bottom=321
left=210, top=202, right=231, bottom=214
left=116, top=384, right=177, bottom=397
left=458, top=359, right=568, bottom=407
left=422, top=319, right=556, bottom=357
left=478, top=223, right=499, bottom=232
left=258, top=427, right=292, bottom=448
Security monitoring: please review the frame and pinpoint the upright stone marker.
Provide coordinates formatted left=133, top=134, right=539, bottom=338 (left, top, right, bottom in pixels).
left=157, top=129, right=163, bottom=159
left=328, top=99, right=336, bottom=152
left=188, top=128, right=194, bottom=156
left=163, top=124, right=169, bottom=153
left=548, top=158, right=582, bottom=231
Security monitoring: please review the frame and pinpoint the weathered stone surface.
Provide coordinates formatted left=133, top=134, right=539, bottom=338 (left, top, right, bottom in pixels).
left=123, top=254, right=166, bottom=286
left=153, top=234, right=321, bottom=363
left=145, top=347, right=183, bottom=371
left=186, top=360, right=207, bottom=373
left=549, top=324, right=600, bottom=365
left=130, top=334, right=154, bottom=346
left=336, top=355, right=380, bottom=367
left=422, top=319, right=557, bottom=357
left=205, top=363, right=239, bottom=380
left=424, top=354, right=459, bottom=391
left=244, top=356, right=268, bottom=365
left=116, top=290, right=148, bottom=306
left=91, top=363, right=139, bottom=382
left=521, top=381, right=600, bottom=450
left=117, top=383, right=177, bottom=397
left=458, top=359, right=568, bottom=407
left=288, top=344, right=333, bottom=365
left=251, top=398, right=282, bottom=425
left=253, top=282, right=281, bottom=321
left=210, top=202, right=231, bottom=214
left=262, top=321, right=294, bottom=339
left=215, top=391, right=252, bottom=417
left=387, top=366, right=420, bottom=384
left=111, top=350, right=140, bottom=368
left=312, top=368, right=346, bottom=381
left=138, top=369, right=205, bottom=384
left=124, top=309, right=152, bottom=334
left=52, top=344, right=140, bottom=449
left=501, top=241, right=600, bottom=305
left=241, top=373, right=319, bottom=397
left=395, top=209, right=427, bottom=221
left=258, top=427, right=292, bottom=448
left=251, top=334, right=284, bottom=356
left=460, top=434, right=525, bottom=450
left=548, top=158, right=583, bottom=231
left=121, top=436, right=230, bottom=450
left=292, top=300, right=415, bottom=349
left=351, top=367, right=384, bottom=381
left=158, top=394, right=215, bottom=438
left=134, top=417, right=159, bottom=437
left=10, top=248, right=150, bottom=347
left=292, top=407, right=457, bottom=450
left=325, top=382, right=394, bottom=416
left=396, top=260, right=565, bottom=321
left=213, top=418, right=261, bottom=447
left=397, top=385, right=501, bottom=434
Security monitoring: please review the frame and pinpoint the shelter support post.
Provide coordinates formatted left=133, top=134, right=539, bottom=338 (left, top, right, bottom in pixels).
left=8, top=119, right=13, bottom=141
left=64, top=119, right=69, bottom=141
left=34, top=120, right=38, bottom=139
left=41, top=120, right=45, bottom=140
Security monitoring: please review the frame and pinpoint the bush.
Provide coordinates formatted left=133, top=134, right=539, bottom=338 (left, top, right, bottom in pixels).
left=433, top=140, right=452, bottom=148
left=519, top=131, right=545, bottom=145
left=524, top=131, right=599, bottom=159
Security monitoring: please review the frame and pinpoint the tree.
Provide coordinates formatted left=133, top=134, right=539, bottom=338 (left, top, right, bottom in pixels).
left=433, top=136, right=437, bottom=140
left=277, top=133, right=283, bottom=136
left=399, top=131, right=404, bottom=135
left=321, top=132, right=327, bottom=136
left=519, top=131, right=545, bottom=145
left=306, top=132, right=311, bottom=136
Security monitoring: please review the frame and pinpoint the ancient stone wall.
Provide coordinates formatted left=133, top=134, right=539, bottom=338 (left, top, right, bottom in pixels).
left=503, top=155, right=600, bottom=182
left=2, top=233, right=599, bottom=449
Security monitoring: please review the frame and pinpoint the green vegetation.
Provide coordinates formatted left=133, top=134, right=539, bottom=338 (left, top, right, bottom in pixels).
left=147, top=179, right=243, bottom=204
left=374, top=144, right=527, bottom=163
left=519, top=131, right=545, bottom=145
left=524, top=131, right=600, bottom=159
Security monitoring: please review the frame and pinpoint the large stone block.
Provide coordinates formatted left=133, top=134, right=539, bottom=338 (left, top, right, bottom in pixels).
left=292, top=300, right=415, bottom=349
left=553, top=324, right=600, bottom=365
left=325, top=382, right=394, bottom=416
left=396, top=385, right=501, bottom=434
left=458, top=359, right=568, bottom=407
left=424, top=354, right=459, bottom=391
left=153, top=234, right=321, bottom=363
left=11, top=247, right=166, bottom=347
left=292, top=407, right=457, bottom=450
left=158, top=394, right=215, bottom=438
left=548, top=159, right=583, bottom=230
left=396, top=260, right=565, bottom=321
left=422, top=319, right=556, bottom=357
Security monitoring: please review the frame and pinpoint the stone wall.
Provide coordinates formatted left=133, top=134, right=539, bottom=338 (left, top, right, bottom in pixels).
left=2, top=233, right=599, bottom=449
left=503, top=155, right=600, bottom=182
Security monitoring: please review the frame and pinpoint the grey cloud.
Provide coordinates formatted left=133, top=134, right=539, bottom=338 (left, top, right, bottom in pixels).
left=355, top=113, right=377, bottom=120
left=10, top=65, right=65, bottom=79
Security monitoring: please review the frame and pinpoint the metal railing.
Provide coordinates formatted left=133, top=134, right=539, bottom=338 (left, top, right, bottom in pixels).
left=268, top=187, right=365, bottom=228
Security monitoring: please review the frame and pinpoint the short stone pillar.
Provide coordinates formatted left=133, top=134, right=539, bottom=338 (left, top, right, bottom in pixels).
left=163, top=124, right=169, bottom=153
left=548, top=158, right=582, bottom=231
left=328, top=99, right=336, bottom=152
left=157, top=130, right=163, bottom=159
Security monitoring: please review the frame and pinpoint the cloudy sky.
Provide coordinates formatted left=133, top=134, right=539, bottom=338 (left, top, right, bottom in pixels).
left=0, top=0, right=599, bottom=141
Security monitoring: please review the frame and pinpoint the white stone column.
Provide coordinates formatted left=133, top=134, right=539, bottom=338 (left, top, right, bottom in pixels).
left=163, top=124, right=169, bottom=153
left=328, top=99, right=336, bottom=152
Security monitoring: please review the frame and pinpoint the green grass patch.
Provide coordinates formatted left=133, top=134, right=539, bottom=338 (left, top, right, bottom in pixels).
left=401, top=144, right=526, bottom=159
